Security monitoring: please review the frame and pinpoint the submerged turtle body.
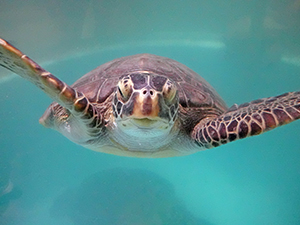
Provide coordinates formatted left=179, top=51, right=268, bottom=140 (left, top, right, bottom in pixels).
left=0, top=38, right=300, bottom=158
left=40, top=54, right=227, bottom=157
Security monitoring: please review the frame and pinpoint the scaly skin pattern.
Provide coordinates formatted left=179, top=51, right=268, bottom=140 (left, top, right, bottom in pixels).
left=193, top=92, right=300, bottom=148
left=0, top=39, right=85, bottom=109
left=0, top=38, right=103, bottom=133
left=1, top=38, right=299, bottom=156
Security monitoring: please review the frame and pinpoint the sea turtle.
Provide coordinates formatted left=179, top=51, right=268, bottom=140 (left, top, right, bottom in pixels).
left=0, top=38, right=299, bottom=158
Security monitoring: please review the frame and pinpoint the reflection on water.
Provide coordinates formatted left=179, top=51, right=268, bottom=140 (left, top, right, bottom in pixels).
left=51, top=168, right=213, bottom=225
left=225, top=0, right=300, bottom=68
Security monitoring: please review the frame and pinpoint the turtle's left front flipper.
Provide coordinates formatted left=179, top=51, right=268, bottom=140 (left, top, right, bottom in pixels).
left=192, top=92, right=300, bottom=149
left=0, top=38, right=102, bottom=130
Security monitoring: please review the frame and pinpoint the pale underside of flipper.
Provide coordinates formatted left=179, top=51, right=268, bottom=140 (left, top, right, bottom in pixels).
left=0, top=38, right=102, bottom=130
left=193, top=92, right=300, bottom=148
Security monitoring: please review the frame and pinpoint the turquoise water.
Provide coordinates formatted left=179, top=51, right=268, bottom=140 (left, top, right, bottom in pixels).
left=1, top=44, right=300, bottom=225
left=1, top=1, right=300, bottom=225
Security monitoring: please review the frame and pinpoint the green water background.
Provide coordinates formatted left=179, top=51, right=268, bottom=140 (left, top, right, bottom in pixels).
left=0, top=0, right=300, bottom=224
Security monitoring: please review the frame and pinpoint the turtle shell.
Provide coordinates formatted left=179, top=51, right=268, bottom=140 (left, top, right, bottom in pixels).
left=71, top=54, right=227, bottom=114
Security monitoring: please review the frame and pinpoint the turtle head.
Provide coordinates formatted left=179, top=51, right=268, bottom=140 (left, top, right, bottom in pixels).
left=112, top=72, right=179, bottom=137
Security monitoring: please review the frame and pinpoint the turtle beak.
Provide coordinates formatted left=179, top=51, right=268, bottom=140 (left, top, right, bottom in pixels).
left=127, top=88, right=170, bottom=129
left=131, top=88, right=160, bottom=119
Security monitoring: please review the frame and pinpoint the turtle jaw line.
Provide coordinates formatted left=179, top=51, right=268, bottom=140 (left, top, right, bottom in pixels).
left=131, top=117, right=165, bottom=128
left=118, top=116, right=170, bottom=130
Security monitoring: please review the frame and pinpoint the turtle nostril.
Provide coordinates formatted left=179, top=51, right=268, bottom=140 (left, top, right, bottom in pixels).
left=142, top=89, right=155, bottom=96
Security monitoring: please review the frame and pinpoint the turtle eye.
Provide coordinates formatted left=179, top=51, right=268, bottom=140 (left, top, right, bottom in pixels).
left=118, top=86, right=125, bottom=98
left=117, top=78, right=133, bottom=102
left=162, top=80, right=177, bottom=104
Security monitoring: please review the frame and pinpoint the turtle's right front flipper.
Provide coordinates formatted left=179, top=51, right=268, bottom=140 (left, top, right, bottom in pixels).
left=0, top=38, right=102, bottom=133
left=192, top=91, right=300, bottom=149
left=0, top=38, right=77, bottom=107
